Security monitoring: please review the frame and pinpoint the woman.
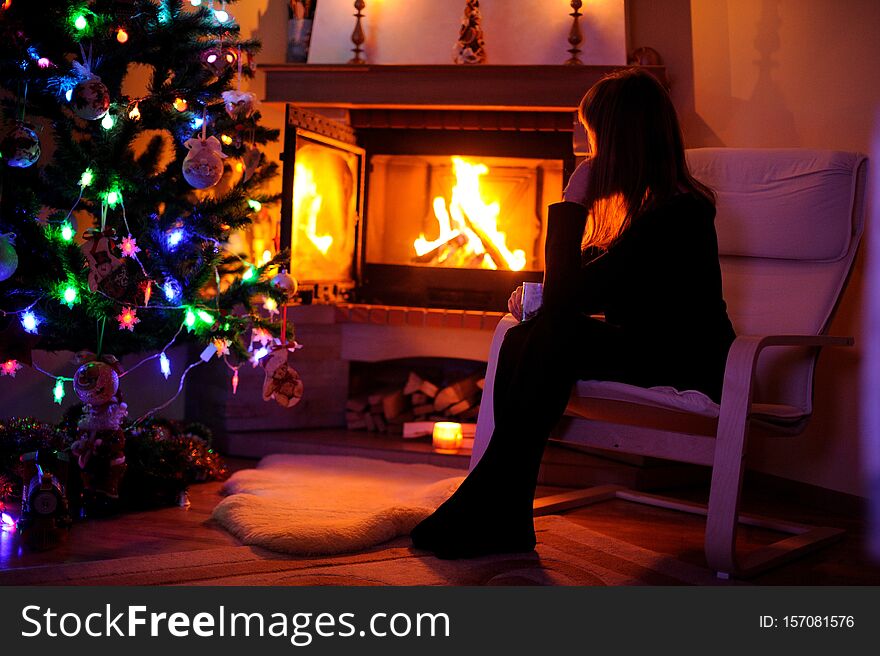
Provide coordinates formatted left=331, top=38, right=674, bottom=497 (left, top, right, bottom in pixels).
left=411, top=67, right=736, bottom=559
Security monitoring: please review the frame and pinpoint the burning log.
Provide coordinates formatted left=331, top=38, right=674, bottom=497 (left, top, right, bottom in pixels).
left=459, top=207, right=507, bottom=270
left=411, top=233, right=467, bottom=264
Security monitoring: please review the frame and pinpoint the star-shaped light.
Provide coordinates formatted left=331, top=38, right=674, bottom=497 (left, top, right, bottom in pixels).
left=263, top=297, right=278, bottom=316
left=117, top=307, right=140, bottom=331
left=20, top=311, right=40, bottom=334
left=1, top=360, right=22, bottom=377
left=120, top=234, right=140, bottom=257
left=212, top=338, right=230, bottom=357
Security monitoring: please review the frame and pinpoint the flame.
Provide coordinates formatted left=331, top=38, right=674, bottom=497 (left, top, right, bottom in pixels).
left=415, top=157, right=526, bottom=271
left=293, top=161, right=333, bottom=255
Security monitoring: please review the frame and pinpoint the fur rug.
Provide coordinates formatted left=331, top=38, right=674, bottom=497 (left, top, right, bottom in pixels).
left=211, top=455, right=465, bottom=556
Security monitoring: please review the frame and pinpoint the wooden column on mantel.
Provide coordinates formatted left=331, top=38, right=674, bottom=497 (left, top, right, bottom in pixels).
left=259, top=64, right=667, bottom=110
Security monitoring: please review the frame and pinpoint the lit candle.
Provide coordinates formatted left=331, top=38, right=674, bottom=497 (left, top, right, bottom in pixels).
left=432, top=422, right=463, bottom=454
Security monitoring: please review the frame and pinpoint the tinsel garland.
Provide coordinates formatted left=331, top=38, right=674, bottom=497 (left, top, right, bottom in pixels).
left=0, top=412, right=227, bottom=508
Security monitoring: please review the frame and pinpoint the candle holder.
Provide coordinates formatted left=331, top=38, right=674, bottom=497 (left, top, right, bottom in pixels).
left=348, top=0, right=367, bottom=65
left=565, top=0, right=584, bottom=65
left=432, top=422, right=463, bottom=454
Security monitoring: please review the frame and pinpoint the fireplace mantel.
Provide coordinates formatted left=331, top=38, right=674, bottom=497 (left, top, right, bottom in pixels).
left=260, top=64, right=667, bottom=111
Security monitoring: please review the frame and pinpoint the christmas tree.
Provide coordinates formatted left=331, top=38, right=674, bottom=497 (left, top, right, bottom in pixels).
left=0, top=0, right=291, bottom=405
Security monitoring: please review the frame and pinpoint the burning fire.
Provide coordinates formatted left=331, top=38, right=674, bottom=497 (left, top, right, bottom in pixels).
left=293, top=161, right=333, bottom=255
left=414, top=157, right=526, bottom=271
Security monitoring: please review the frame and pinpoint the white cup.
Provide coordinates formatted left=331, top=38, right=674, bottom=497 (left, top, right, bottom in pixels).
left=521, top=282, right=543, bottom=322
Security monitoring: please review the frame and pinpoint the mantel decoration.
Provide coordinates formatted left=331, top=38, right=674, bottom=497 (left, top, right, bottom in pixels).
left=566, top=0, right=584, bottom=65
left=349, top=0, right=366, bottom=64
left=287, top=0, right=318, bottom=63
left=454, top=0, right=487, bottom=64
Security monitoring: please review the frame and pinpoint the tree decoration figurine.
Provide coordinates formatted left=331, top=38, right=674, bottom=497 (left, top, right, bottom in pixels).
left=261, top=269, right=303, bottom=408
left=70, top=354, right=128, bottom=501
left=454, top=0, right=487, bottom=64
left=0, top=1, right=291, bottom=425
left=565, top=0, right=585, bottom=65
left=81, top=228, right=130, bottom=299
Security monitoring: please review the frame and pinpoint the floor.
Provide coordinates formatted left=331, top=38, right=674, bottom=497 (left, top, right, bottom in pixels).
left=2, top=456, right=879, bottom=585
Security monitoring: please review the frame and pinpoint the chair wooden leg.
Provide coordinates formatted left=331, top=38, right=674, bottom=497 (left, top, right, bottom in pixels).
left=533, top=484, right=625, bottom=516
left=705, top=379, right=752, bottom=576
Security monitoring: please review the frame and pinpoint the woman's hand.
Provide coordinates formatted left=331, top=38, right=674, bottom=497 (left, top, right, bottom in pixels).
left=563, top=158, right=592, bottom=206
left=508, top=285, right=523, bottom=319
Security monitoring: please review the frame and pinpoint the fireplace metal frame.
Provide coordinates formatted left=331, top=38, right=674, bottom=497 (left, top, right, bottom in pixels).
left=279, top=106, right=366, bottom=301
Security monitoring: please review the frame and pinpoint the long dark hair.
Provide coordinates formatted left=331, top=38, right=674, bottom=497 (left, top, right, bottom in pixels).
left=578, top=67, right=714, bottom=249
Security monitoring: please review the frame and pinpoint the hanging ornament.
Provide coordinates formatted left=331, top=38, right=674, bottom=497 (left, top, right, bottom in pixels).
left=271, top=269, right=298, bottom=301
left=2, top=122, right=41, bottom=168
left=72, top=358, right=120, bottom=406
left=200, top=46, right=237, bottom=77
left=221, top=89, right=257, bottom=121
left=70, top=76, right=110, bottom=120
left=231, top=368, right=239, bottom=395
left=0, top=233, right=18, bottom=281
left=454, top=0, right=487, bottom=64
left=242, top=146, right=262, bottom=182
left=261, top=348, right=303, bottom=408
left=81, top=228, right=129, bottom=298
left=182, top=135, right=227, bottom=189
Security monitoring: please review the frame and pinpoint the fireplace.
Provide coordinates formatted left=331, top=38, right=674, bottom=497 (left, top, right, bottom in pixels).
left=280, top=105, right=574, bottom=310
left=271, top=64, right=666, bottom=310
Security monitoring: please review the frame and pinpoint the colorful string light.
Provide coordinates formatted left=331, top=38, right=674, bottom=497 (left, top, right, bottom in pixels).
left=20, top=311, right=39, bottom=334
left=60, top=284, right=79, bottom=308
left=159, top=352, right=171, bottom=379
left=117, top=306, right=140, bottom=331
left=120, top=235, right=140, bottom=257
left=1, top=360, right=21, bottom=377
left=53, top=378, right=65, bottom=404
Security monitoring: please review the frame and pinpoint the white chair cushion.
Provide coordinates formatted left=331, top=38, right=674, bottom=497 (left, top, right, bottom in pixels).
left=575, top=380, right=720, bottom=417
left=686, top=148, right=864, bottom=262
left=574, top=380, right=807, bottom=422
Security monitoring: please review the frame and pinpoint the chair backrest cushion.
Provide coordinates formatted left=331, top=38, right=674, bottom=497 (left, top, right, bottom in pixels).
left=684, top=148, right=867, bottom=414
left=687, top=149, right=864, bottom=262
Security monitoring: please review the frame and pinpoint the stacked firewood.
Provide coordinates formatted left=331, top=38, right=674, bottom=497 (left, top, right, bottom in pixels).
left=346, top=371, right=484, bottom=435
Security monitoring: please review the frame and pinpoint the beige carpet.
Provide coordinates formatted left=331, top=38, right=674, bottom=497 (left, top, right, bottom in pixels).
left=211, top=455, right=465, bottom=556
left=0, top=515, right=726, bottom=586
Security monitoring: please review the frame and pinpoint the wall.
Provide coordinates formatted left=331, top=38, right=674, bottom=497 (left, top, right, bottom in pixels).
left=630, top=0, right=880, bottom=497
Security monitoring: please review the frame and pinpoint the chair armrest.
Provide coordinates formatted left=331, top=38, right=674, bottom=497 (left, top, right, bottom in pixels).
left=719, top=334, right=853, bottom=417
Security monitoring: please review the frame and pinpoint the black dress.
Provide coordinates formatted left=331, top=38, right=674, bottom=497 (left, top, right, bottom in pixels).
left=411, top=193, right=737, bottom=559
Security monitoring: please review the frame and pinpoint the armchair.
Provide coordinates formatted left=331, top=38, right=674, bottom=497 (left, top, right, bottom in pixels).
left=471, top=148, right=868, bottom=578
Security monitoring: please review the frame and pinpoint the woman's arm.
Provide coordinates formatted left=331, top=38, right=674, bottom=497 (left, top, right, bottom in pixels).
left=541, top=201, right=588, bottom=313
